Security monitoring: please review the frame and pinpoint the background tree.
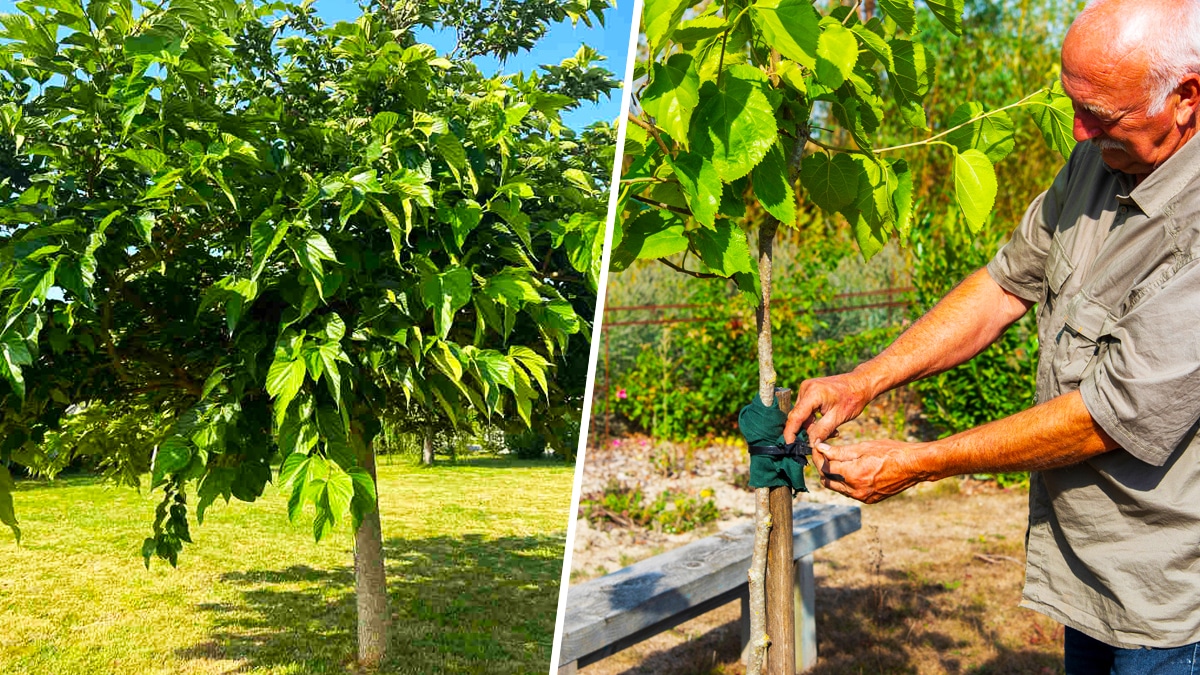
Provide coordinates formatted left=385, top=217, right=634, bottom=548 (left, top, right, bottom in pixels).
left=0, top=0, right=616, bottom=665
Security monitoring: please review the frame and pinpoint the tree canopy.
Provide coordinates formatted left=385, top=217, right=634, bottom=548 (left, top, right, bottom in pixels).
left=0, top=0, right=618, bottom=566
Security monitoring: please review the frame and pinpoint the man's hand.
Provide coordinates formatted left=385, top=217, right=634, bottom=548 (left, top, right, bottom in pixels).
left=812, top=439, right=929, bottom=504
left=783, top=372, right=874, bottom=445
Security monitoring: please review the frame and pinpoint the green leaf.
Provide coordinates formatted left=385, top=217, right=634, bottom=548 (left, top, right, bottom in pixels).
left=954, top=149, right=997, bottom=233
left=889, top=39, right=935, bottom=102
left=925, top=0, right=964, bottom=35
left=152, top=436, right=192, bottom=484
left=642, top=54, right=700, bottom=148
left=669, top=152, right=721, bottom=227
left=1032, top=86, right=1077, bottom=161
left=118, top=147, right=168, bottom=174
left=371, top=111, right=400, bottom=134
left=800, top=152, right=859, bottom=214
left=420, top=267, right=473, bottom=339
left=508, top=345, right=550, bottom=397
left=877, top=0, right=915, bottom=32
left=643, top=0, right=689, bottom=55
left=689, top=220, right=754, bottom=277
left=946, top=102, right=1015, bottom=163
left=438, top=199, right=483, bottom=249
left=429, top=340, right=463, bottom=381
left=890, top=159, right=914, bottom=239
left=673, top=15, right=728, bottom=43
left=0, top=465, right=19, bottom=543
left=690, top=66, right=777, bottom=182
left=752, top=142, right=795, bottom=227
left=134, top=211, right=155, bottom=245
left=250, top=208, right=288, bottom=281
left=485, top=269, right=542, bottom=306
left=324, top=465, right=354, bottom=527
left=612, top=209, right=688, bottom=268
left=851, top=22, right=893, bottom=70
left=266, top=355, right=307, bottom=412
left=435, top=132, right=472, bottom=191
left=816, top=20, right=858, bottom=89
left=751, top=0, right=818, bottom=69
left=775, top=60, right=807, bottom=95
left=349, top=467, right=376, bottom=503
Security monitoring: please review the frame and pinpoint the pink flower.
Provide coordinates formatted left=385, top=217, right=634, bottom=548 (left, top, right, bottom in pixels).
left=612, top=439, right=620, bottom=447
left=617, top=388, right=627, bottom=399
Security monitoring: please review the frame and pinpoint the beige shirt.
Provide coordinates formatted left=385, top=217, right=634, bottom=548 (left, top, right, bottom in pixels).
left=988, top=137, right=1200, bottom=649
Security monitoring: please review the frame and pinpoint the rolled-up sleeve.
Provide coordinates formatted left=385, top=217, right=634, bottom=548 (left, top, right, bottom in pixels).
left=1081, top=260, right=1200, bottom=466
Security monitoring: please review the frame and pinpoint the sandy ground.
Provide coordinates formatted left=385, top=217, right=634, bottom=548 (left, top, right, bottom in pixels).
left=569, top=413, right=1065, bottom=674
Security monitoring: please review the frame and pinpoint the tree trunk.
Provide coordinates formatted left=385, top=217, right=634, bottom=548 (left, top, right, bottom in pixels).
left=421, top=428, right=434, bottom=466
left=353, top=427, right=390, bottom=667
left=750, top=217, right=790, bottom=675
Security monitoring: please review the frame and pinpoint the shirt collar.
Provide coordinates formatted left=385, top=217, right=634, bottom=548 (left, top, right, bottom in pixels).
left=1124, top=132, right=1200, bottom=215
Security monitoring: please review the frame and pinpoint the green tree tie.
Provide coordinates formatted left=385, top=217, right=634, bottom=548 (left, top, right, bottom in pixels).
left=738, top=398, right=809, bottom=494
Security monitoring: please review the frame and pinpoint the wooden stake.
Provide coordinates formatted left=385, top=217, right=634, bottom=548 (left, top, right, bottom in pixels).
left=767, top=389, right=795, bottom=675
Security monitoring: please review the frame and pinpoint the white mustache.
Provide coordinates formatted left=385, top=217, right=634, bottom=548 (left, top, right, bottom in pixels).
left=1092, top=138, right=1125, bottom=151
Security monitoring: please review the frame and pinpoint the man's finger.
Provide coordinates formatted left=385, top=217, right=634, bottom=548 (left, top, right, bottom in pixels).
left=784, top=398, right=819, bottom=443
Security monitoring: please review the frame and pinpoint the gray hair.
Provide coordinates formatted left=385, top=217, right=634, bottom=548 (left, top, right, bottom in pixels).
left=1074, top=0, right=1200, bottom=114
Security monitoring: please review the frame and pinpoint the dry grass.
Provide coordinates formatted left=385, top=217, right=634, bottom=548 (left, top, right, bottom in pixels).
left=579, top=481, right=1065, bottom=675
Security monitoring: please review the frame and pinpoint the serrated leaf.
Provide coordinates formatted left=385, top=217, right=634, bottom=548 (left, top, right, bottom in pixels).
left=611, top=209, right=688, bottom=268
left=437, top=199, right=483, bottom=249
left=752, top=0, right=818, bottom=69
left=850, top=22, right=893, bottom=69
left=670, top=152, right=721, bottom=227
left=266, top=356, right=306, bottom=412
left=690, top=66, right=777, bottom=182
left=800, top=152, right=859, bottom=214
left=250, top=207, right=288, bottom=281
left=689, top=220, right=754, bottom=277
left=954, top=149, right=997, bottom=233
left=673, top=15, right=727, bottom=43
left=371, top=111, right=400, bottom=134
left=890, top=39, right=934, bottom=102
left=420, top=267, right=472, bottom=339
left=776, top=60, right=807, bottom=95
left=946, top=102, right=1015, bottom=163
left=878, top=0, right=915, bottom=32
left=1032, top=87, right=1076, bottom=161
left=890, top=159, right=914, bottom=239
left=642, top=54, right=700, bottom=148
left=643, top=0, right=690, bottom=55
left=485, top=269, right=542, bottom=306
left=816, top=21, right=858, bottom=89
left=134, top=211, right=155, bottom=244
left=152, top=436, right=192, bottom=484
left=925, top=0, right=964, bottom=35
left=324, top=465, right=354, bottom=526
left=752, top=142, right=796, bottom=227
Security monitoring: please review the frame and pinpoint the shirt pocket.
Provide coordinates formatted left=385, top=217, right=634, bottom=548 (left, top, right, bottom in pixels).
left=1055, top=293, right=1117, bottom=391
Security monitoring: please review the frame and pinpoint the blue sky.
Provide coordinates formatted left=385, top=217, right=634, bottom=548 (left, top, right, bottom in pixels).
left=0, top=0, right=634, bottom=129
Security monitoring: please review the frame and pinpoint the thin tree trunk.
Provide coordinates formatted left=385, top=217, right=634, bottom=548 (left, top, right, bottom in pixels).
left=421, top=427, right=434, bottom=466
left=749, top=217, right=783, bottom=675
left=353, top=427, right=390, bottom=667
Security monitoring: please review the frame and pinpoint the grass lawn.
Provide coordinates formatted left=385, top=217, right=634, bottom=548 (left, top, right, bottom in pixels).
left=0, top=456, right=574, bottom=674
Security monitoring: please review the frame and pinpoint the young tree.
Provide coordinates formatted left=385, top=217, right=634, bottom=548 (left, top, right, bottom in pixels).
left=0, top=0, right=615, bottom=665
left=613, top=0, right=1074, bottom=671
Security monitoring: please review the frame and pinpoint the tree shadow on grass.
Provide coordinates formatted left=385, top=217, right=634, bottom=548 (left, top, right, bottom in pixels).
left=177, top=533, right=565, bottom=674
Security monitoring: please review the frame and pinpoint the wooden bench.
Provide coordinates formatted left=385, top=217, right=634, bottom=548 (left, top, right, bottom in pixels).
left=557, top=502, right=861, bottom=673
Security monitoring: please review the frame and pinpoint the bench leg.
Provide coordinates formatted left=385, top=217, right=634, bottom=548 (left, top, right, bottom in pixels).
left=739, top=586, right=751, bottom=664
left=793, top=554, right=817, bottom=672
left=557, top=660, right=579, bottom=675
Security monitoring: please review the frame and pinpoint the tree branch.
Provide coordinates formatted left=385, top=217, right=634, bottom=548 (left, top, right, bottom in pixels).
left=627, top=114, right=671, bottom=156
left=657, top=257, right=723, bottom=279
left=630, top=192, right=694, bottom=218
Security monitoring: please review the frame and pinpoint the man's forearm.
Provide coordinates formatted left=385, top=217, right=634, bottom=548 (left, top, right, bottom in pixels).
left=914, top=390, right=1119, bottom=480
left=853, top=267, right=1034, bottom=400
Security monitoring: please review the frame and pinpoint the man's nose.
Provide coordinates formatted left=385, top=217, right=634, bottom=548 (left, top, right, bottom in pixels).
left=1073, top=110, right=1104, bottom=142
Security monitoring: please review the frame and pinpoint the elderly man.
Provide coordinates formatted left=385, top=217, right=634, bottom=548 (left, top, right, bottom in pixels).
left=782, top=0, right=1200, bottom=671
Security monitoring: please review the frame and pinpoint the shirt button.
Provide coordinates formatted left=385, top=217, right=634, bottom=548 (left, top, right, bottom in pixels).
left=1119, top=206, right=1128, bottom=215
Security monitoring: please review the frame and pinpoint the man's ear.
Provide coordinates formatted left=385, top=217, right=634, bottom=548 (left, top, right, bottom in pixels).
left=1174, top=72, right=1200, bottom=127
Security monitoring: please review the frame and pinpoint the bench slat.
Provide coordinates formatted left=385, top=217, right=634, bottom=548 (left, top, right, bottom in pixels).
left=561, top=503, right=860, bottom=665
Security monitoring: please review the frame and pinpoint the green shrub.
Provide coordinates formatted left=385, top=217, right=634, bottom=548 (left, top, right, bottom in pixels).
left=505, top=429, right=548, bottom=459
left=581, top=480, right=719, bottom=534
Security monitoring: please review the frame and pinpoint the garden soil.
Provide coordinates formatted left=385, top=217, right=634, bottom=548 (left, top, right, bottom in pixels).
left=570, top=411, right=1065, bottom=675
